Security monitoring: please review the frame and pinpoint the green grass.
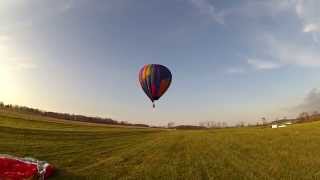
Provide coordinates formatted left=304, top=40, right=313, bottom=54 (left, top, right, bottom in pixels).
left=1, top=111, right=320, bottom=179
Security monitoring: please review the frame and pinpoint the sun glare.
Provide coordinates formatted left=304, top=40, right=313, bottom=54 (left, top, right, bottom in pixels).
left=0, top=63, right=19, bottom=102
left=0, top=43, right=20, bottom=103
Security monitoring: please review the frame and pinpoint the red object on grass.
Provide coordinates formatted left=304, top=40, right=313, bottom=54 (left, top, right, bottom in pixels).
left=0, top=155, right=54, bottom=180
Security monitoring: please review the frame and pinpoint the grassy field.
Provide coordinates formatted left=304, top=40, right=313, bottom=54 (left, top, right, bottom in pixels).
left=1, top=111, right=320, bottom=179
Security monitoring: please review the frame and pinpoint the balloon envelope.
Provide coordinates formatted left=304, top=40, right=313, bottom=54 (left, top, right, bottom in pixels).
left=139, top=64, right=172, bottom=106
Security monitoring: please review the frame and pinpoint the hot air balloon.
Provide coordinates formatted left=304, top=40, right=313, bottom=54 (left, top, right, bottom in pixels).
left=139, top=64, right=172, bottom=108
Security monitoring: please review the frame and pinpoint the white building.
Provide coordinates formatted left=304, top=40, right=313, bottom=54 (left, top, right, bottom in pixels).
left=271, top=124, right=278, bottom=128
left=278, top=124, right=287, bottom=128
left=272, top=124, right=287, bottom=128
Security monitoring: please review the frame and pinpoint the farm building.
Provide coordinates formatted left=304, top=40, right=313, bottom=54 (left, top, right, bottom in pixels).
left=271, top=124, right=288, bottom=128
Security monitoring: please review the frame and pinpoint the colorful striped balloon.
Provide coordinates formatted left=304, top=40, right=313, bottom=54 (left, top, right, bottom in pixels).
left=139, top=64, right=172, bottom=108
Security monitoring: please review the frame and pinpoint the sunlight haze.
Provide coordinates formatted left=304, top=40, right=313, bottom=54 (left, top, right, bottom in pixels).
left=1, top=0, right=320, bottom=126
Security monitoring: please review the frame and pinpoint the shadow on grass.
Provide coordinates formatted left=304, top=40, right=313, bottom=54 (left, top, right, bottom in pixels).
left=49, top=169, right=87, bottom=180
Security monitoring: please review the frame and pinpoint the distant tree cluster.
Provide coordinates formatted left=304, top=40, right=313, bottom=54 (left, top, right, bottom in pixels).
left=167, top=122, right=175, bottom=128
left=174, top=125, right=206, bottom=130
left=2, top=101, right=320, bottom=129
left=0, top=102, right=149, bottom=128
left=297, top=111, right=320, bottom=123
left=261, top=117, right=267, bottom=125
left=235, top=121, right=246, bottom=128
left=199, top=121, right=228, bottom=128
left=270, top=111, right=320, bottom=125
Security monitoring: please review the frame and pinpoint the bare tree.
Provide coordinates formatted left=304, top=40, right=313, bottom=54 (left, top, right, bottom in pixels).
left=312, top=111, right=319, bottom=116
left=298, top=112, right=310, bottom=122
left=222, top=122, right=228, bottom=128
left=236, top=121, right=245, bottom=127
left=199, top=122, right=205, bottom=127
left=167, top=122, right=175, bottom=128
left=261, top=117, right=267, bottom=125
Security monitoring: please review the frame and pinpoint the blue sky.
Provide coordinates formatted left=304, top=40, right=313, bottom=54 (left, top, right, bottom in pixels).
left=1, top=0, right=320, bottom=126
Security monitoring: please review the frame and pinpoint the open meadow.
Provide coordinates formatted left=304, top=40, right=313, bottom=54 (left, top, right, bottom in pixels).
left=1, top=110, right=320, bottom=179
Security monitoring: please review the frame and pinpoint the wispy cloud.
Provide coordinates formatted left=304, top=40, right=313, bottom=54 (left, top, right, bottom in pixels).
left=243, top=0, right=320, bottom=68
left=295, top=0, right=320, bottom=31
left=0, top=0, right=75, bottom=32
left=0, top=58, right=38, bottom=71
left=0, top=58, right=37, bottom=71
left=220, top=0, right=320, bottom=72
left=303, top=23, right=319, bottom=33
left=59, top=0, right=74, bottom=12
left=293, top=88, right=320, bottom=113
left=247, top=59, right=281, bottom=70
left=226, top=67, right=245, bottom=74
left=0, top=35, right=10, bottom=42
left=13, top=60, right=37, bottom=70
left=0, top=35, right=37, bottom=71
left=261, top=34, right=320, bottom=67
left=295, top=0, right=320, bottom=42
left=189, top=0, right=225, bottom=24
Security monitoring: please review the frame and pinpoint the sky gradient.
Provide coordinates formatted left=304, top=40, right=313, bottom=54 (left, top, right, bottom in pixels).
left=1, top=0, right=320, bottom=126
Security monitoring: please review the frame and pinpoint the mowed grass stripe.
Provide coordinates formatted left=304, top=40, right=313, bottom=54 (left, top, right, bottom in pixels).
left=3, top=112, right=320, bottom=179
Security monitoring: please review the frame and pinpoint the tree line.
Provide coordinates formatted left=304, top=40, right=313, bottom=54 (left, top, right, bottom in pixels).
left=197, top=111, right=320, bottom=129
left=0, top=102, right=149, bottom=128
